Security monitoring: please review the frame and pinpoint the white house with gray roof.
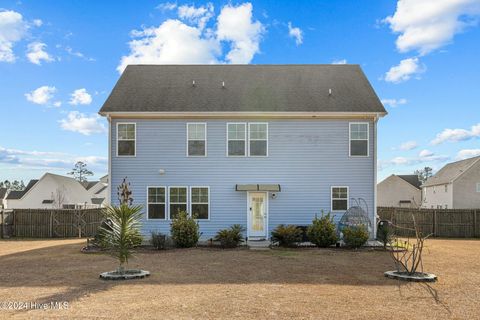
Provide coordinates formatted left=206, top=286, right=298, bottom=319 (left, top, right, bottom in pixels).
left=3, top=173, right=108, bottom=209
left=99, top=64, right=387, bottom=239
left=421, top=156, right=480, bottom=209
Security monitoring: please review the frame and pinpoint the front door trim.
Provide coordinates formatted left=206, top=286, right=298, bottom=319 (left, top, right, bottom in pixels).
left=246, top=191, right=268, bottom=239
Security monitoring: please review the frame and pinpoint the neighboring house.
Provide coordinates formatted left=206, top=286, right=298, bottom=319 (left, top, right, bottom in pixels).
left=377, top=174, right=422, bottom=208
left=0, top=187, right=7, bottom=209
left=3, top=173, right=108, bottom=209
left=99, top=65, right=387, bottom=240
left=422, top=156, right=480, bottom=209
left=84, top=175, right=109, bottom=207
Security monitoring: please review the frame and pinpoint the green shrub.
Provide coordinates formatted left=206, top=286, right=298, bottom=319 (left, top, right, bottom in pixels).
left=214, top=224, right=245, bottom=248
left=170, top=211, right=200, bottom=248
left=307, top=212, right=338, bottom=247
left=150, top=231, right=171, bottom=250
left=343, top=226, right=369, bottom=249
left=271, top=224, right=303, bottom=247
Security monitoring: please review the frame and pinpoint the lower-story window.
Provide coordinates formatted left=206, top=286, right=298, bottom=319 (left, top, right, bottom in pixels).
left=169, top=187, right=187, bottom=219
left=331, top=186, right=349, bottom=211
left=147, top=187, right=166, bottom=219
left=190, top=187, right=209, bottom=219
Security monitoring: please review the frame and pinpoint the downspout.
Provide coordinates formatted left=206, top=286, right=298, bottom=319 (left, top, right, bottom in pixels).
left=373, top=113, right=379, bottom=239
left=107, top=115, right=112, bottom=206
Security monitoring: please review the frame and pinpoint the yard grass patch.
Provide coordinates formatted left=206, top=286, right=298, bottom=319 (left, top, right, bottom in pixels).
left=0, top=238, right=479, bottom=319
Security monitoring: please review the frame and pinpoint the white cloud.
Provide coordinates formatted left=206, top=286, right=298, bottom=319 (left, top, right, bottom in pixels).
left=59, top=111, right=106, bottom=135
left=69, top=88, right=92, bottom=105
left=25, top=86, right=57, bottom=105
left=379, top=150, right=449, bottom=169
left=384, top=57, right=424, bottom=83
left=381, top=98, right=407, bottom=108
left=456, top=149, right=480, bottom=160
left=26, top=42, right=54, bottom=65
left=65, top=46, right=95, bottom=61
left=53, top=101, right=62, bottom=107
left=156, top=2, right=177, bottom=11
left=32, top=19, right=43, bottom=27
left=117, top=2, right=264, bottom=72
left=331, top=59, right=347, bottom=64
left=431, top=123, right=480, bottom=145
left=384, top=0, right=480, bottom=55
left=399, top=140, right=418, bottom=151
left=117, top=19, right=220, bottom=73
left=177, top=3, right=214, bottom=30
left=287, top=22, right=303, bottom=45
left=0, top=10, right=28, bottom=62
left=0, top=145, right=107, bottom=171
left=217, top=3, right=264, bottom=64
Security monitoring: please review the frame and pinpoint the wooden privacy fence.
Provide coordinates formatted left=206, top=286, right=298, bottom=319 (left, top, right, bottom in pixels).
left=377, top=207, right=480, bottom=238
left=0, top=208, right=104, bottom=238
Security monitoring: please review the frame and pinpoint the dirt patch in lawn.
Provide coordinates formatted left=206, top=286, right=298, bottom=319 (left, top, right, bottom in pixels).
left=0, top=238, right=479, bottom=319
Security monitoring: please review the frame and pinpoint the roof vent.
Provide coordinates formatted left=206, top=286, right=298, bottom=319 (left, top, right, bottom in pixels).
left=329, top=88, right=332, bottom=95
left=222, top=81, right=225, bottom=88
left=192, top=80, right=196, bottom=87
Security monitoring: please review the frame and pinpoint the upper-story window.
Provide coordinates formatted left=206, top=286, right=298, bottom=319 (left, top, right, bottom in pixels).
left=117, top=123, right=136, bottom=156
left=349, top=122, right=368, bottom=157
left=187, top=123, right=206, bottom=156
left=227, top=123, right=246, bottom=156
left=331, top=186, right=349, bottom=211
left=248, top=123, right=268, bottom=157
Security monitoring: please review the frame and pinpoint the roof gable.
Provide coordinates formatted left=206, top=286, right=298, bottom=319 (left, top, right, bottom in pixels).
left=423, top=156, right=480, bottom=187
left=397, top=175, right=422, bottom=189
left=99, top=65, right=386, bottom=115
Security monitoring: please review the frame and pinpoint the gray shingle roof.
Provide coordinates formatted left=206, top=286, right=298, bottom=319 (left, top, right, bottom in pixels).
left=5, top=180, right=39, bottom=200
left=99, top=65, right=386, bottom=114
left=83, top=181, right=99, bottom=190
left=397, top=175, right=422, bottom=189
left=423, top=156, right=480, bottom=187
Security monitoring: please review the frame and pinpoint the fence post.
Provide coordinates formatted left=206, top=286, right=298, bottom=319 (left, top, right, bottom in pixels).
left=433, top=210, right=436, bottom=237
left=49, top=211, right=53, bottom=238
left=474, top=210, right=477, bottom=238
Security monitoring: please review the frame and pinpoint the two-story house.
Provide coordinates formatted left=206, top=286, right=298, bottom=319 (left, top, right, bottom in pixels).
left=99, top=65, right=386, bottom=240
left=422, top=156, right=480, bottom=209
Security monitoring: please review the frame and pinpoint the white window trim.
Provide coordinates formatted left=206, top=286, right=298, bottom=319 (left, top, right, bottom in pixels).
left=189, top=186, right=210, bottom=221
left=349, top=122, right=369, bottom=157
left=186, top=122, right=207, bottom=157
left=146, top=186, right=167, bottom=220
left=248, top=122, right=269, bottom=157
left=116, top=122, right=136, bottom=157
left=168, top=186, right=188, bottom=220
left=226, top=122, right=247, bottom=157
left=331, top=186, right=349, bottom=212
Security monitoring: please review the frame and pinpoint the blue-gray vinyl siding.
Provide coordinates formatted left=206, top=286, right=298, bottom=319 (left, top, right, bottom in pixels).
left=110, top=118, right=375, bottom=239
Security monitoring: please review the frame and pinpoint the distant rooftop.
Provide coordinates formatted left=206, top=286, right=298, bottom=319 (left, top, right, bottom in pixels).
left=423, top=156, right=480, bottom=187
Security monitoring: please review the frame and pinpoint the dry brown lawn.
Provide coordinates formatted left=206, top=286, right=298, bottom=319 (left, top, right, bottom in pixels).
left=0, top=238, right=479, bottom=319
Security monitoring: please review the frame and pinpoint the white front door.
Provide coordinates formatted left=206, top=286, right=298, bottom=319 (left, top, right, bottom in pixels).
left=248, top=192, right=267, bottom=238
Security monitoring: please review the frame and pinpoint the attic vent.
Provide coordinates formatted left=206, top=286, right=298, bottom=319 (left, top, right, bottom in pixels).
left=192, top=80, right=196, bottom=87
left=329, top=88, right=332, bottom=95
left=222, top=81, right=225, bottom=88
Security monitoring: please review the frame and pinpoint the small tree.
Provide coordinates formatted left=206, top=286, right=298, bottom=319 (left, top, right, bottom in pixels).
left=414, top=167, right=433, bottom=184
left=170, top=211, right=200, bottom=248
left=52, top=186, right=67, bottom=209
left=388, top=214, right=432, bottom=275
left=97, top=178, right=143, bottom=274
left=68, top=161, right=93, bottom=182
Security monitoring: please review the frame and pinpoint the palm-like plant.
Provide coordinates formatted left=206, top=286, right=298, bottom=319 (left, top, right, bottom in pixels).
left=97, top=203, right=143, bottom=274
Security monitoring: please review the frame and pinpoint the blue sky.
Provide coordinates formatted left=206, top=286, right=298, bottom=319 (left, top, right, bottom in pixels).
left=1, top=0, right=479, bottom=183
